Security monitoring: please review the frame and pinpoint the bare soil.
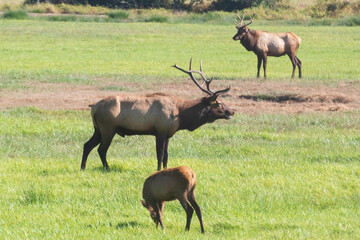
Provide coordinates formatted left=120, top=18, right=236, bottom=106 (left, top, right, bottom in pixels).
left=1, top=80, right=359, bottom=114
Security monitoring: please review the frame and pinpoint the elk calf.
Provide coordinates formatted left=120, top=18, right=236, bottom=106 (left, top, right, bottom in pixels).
left=233, top=13, right=302, bottom=78
left=141, top=166, right=205, bottom=233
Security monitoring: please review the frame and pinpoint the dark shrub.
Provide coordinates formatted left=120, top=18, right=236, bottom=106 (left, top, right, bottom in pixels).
left=337, top=16, right=360, bottom=26
left=47, top=15, right=77, bottom=21
left=107, top=10, right=129, bottom=19
left=3, top=10, right=28, bottom=19
left=212, top=0, right=255, bottom=11
left=24, top=0, right=187, bottom=9
left=145, top=15, right=168, bottom=23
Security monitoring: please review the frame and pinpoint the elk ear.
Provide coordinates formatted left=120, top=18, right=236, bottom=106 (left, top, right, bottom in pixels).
left=209, top=94, right=219, bottom=103
left=202, top=95, right=219, bottom=105
left=141, top=200, right=148, bottom=209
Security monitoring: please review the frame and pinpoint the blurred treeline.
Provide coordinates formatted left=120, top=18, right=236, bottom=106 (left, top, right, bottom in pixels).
left=23, top=0, right=294, bottom=11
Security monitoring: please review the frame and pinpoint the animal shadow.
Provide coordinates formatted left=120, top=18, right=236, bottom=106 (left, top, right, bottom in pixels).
left=116, top=221, right=142, bottom=229
left=92, top=165, right=127, bottom=173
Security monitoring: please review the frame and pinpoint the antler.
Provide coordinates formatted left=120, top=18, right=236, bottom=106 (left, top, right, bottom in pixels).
left=234, top=12, right=255, bottom=28
left=172, top=59, right=230, bottom=96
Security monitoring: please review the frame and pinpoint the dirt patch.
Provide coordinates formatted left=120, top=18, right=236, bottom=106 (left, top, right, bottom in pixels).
left=0, top=79, right=359, bottom=114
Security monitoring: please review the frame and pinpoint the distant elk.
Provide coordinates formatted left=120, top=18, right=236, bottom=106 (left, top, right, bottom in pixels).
left=232, top=13, right=302, bottom=78
left=141, top=166, right=205, bottom=233
left=81, top=59, right=234, bottom=171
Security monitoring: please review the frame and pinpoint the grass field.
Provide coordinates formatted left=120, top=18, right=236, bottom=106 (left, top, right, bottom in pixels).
left=0, top=108, right=359, bottom=239
left=0, top=19, right=360, bottom=87
left=0, top=18, right=360, bottom=239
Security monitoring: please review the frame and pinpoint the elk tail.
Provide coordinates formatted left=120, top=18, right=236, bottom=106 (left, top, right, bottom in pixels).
left=190, top=171, right=197, bottom=187
left=90, top=105, right=99, bottom=129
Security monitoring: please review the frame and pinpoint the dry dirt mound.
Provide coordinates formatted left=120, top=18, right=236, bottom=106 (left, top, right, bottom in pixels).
left=0, top=80, right=359, bottom=114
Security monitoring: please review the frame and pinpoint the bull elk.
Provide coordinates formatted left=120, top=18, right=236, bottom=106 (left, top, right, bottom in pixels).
left=141, top=166, right=205, bottom=233
left=233, top=13, right=302, bottom=78
left=81, top=59, right=234, bottom=171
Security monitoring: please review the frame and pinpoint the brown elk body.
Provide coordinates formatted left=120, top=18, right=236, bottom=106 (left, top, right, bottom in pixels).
left=81, top=60, right=234, bottom=171
left=141, top=166, right=205, bottom=233
left=233, top=13, right=302, bottom=78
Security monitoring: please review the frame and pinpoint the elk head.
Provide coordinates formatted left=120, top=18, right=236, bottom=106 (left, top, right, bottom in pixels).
left=233, top=13, right=255, bottom=41
left=140, top=200, right=158, bottom=224
left=173, top=59, right=234, bottom=122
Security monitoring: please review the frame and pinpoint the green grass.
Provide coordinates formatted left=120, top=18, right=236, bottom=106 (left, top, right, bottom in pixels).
left=0, top=20, right=359, bottom=87
left=0, top=18, right=359, bottom=239
left=0, top=108, right=359, bottom=238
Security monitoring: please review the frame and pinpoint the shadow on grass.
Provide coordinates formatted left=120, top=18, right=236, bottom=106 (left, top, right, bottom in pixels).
left=92, top=164, right=128, bottom=173
left=116, top=221, right=142, bottom=229
left=212, top=222, right=241, bottom=232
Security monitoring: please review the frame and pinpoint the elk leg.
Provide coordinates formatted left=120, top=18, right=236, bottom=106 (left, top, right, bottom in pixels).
left=257, top=55, right=262, bottom=78
left=289, top=55, right=296, bottom=78
left=162, top=138, right=169, bottom=169
left=97, top=128, right=115, bottom=170
left=153, top=201, right=165, bottom=230
left=263, top=55, right=267, bottom=78
left=81, top=128, right=101, bottom=170
left=156, top=201, right=165, bottom=228
left=295, top=56, right=302, bottom=78
left=159, top=201, right=165, bottom=214
left=179, top=196, right=194, bottom=231
left=188, top=189, right=205, bottom=233
left=156, top=134, right=167, bottom=170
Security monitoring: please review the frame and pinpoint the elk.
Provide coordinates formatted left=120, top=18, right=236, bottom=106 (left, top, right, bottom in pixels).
left=141, top=166, right=205, bottom=233
left=233, top=13, right=302, bottom=78
left=81, top=59, right=234, bottom=171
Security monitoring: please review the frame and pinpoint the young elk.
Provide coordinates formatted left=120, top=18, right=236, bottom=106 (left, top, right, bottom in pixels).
left=141, top=166, right=205, bottom=233
left=233, top=13, right=302, bottom=78
left=81, top=59, right=234, bottom=171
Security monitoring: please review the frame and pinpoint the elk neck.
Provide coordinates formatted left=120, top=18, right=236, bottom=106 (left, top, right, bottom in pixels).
left=178, top=98, right=211, bottom=131
left=240, top=29, right=257, bottom=51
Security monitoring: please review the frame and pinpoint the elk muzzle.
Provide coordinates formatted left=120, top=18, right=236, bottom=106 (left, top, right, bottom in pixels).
left=212, top=102, right=234, bottom=120
left=224, top=104, right=235, bottom=119
left=233, top=34, right=240, bottom=41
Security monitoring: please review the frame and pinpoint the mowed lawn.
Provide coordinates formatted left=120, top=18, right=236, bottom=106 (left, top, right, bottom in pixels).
left=0, top=19, right=360, bottom=239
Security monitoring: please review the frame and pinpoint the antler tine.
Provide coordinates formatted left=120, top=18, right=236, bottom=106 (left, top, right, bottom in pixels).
left=172, top=59, right=212, bottom=95
left=205, top=77, right=230, bottom=96
left=188, top=59, right=208, bottom=87
left=235, top=12, right=246, bottom=27
left=173, top=59, right=232, bottom=97
left=205, top=76, right=213, bottom=93
left=245, top=13, right=255, bottom=27
left=199, top=60, right=208, bottom=86
left=240, top=12, right=245, bottom=25
left=213, top=85, right=231, bottom=96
